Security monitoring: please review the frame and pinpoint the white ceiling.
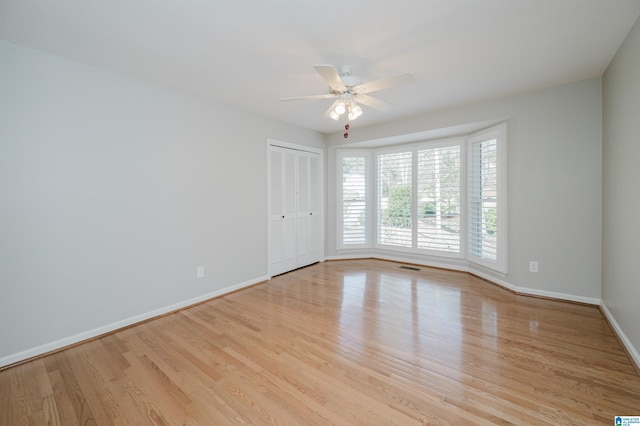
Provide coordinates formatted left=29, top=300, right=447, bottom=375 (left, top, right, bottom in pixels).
left=1, top=1, right=639, bottom=134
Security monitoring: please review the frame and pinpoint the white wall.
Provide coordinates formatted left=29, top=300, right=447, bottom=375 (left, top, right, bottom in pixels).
left=602, top=16, right=640, bottom=364
left=0, top=40, right=324, bottom=366
left=326, top=78, right=603, bottom=303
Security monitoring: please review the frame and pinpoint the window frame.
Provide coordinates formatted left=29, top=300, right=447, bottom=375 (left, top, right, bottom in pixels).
left=375, top=147, right=414, bottom=251
left=337, top=150, right=372, bottom=250
left=373, top=138, right=465, bottom=258
left=335, top=124, right=507, bottom=275
left=467, top=123, right=508, bottom=273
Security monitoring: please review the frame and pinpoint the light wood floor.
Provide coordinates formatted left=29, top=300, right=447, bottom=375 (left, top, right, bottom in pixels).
left=2, top=259, right=639, bottom=425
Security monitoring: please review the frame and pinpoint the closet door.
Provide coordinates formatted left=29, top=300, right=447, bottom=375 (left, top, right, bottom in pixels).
left=269, top=148, right=297, bottom=276
left=297, top=152, right=320, bottom=267
left=308, top=153, right=320, bottom=263
left=268, top=145, right=321, bottom=276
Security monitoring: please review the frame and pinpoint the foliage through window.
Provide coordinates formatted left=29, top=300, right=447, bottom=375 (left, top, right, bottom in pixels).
left=378, top=152, right=412, bottom=247
left=375, top=144, right=462, bottom=253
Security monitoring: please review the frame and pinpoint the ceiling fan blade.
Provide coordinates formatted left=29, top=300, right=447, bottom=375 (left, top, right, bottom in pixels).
left=353, top=72, right=415, bottom=94
left=279, top=93, right=337, bottom=102
left=355, top=94, right=393, bottom=111
left=314, top=64, right=347, bottom=93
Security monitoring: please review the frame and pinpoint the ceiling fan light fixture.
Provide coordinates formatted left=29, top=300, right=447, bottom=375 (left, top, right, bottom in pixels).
left=329, top=110, right=340, bottom=120
left=348, top=103, right=363, bottom=121
left=334, top=101, right=346, bottom=115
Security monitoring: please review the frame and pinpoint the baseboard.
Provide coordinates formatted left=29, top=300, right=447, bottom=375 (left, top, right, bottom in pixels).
left=468, top=268, right=601, bottom=305
left=515, top=286, right=601, bottom=305
left=326, top=254, right=601, bottom=306
left=1, top=256, right=611, bottom=370
left=600, top=303, right=640, bottom=373
left=0, top=275, right=268, bottom=370
left=324, top=254, right=468, bottom=273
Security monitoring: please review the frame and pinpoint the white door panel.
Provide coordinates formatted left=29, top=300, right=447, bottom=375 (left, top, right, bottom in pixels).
left=268, top=146, right=321, bottom=276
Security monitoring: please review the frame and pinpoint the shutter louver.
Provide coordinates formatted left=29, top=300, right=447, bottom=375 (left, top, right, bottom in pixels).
left=377, top=151, right=412, bottom=247
left=342, top=156, right=367, bottom=245
left=417, top=146, right=461, bottom=253
left=469, top=138, right=498, bottom=261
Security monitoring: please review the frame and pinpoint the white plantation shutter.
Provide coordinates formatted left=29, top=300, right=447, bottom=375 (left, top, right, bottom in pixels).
left=340, top=154, right=369, bottom=246
left=417, top=145, right=461, bottom=253
left=336, top=124, right=506, bottom=274
left=377, top=151, right=412, bottom=248
left=468, top=124, right=506, bottom=272
left=469, top=138, right=497, bottom=260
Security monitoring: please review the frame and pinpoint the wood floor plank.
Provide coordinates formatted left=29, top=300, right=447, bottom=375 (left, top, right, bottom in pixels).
left=119, top=351, right=188, bottom=424
left=2, top=368, right=28, bottom=426
left=54, top=351, right=97, bottom=425
left=47, top=368, right=80, bottom=426
left=66, top=347, right=120, bottom=425
left=41, top=394, right=61, bottom=426
left=123, top=332, right=238, bottom=425
left=2, top=259, right=640, bottom=425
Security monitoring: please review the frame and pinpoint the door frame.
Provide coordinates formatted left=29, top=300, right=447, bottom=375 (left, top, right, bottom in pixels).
left=267, top=139, right=324, bottom=278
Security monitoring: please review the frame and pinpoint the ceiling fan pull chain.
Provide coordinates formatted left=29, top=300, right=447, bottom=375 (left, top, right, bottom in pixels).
left=344, top=122, right=350, bottom=138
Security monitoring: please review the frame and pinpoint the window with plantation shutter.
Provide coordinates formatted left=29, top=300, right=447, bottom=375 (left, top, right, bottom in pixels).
left=338, top=152, right=369, bottom=247
left=469, top=139, right=497, bottom=260
left=468, top=124, right=507, bottom=272
left=417, top=145, right=461, bottom=253
left=377, top=151, right=412, bottom=248
left=336, top=123, right=506, bottom=274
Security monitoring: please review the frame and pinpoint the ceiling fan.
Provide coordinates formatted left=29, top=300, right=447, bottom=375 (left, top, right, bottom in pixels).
left=279, top=65, right=415, bottom=124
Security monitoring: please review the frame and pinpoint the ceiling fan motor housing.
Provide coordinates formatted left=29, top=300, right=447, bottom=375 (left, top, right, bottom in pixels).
left=339, top=66, right=362, bottom=88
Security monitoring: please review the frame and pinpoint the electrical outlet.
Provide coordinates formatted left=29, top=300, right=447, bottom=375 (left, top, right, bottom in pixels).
left=196, top=266, right=205, bottom=278
left=529, top=261, right=539, bottom=273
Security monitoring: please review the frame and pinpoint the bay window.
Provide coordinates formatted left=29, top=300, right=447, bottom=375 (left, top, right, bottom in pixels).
left=336, top=123, right=506, bottom=273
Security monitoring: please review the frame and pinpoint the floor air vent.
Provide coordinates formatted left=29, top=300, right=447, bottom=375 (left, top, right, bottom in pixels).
left=399, top=265, right=420, bottom=271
